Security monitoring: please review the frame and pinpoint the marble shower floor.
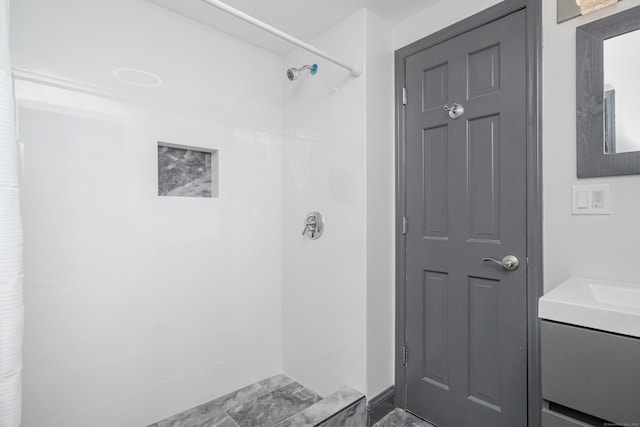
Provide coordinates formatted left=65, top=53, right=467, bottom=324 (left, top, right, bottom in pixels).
left=149, top=374, right=321, bottom=427
left=149, top=374, right=371, bottom=427
left=374, top=409, right=435, bottom=427
left=149, top=373, right=430, bottom=427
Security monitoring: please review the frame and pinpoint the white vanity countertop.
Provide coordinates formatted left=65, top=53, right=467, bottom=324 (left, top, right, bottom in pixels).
left=538, top=276, right=640, bottom=338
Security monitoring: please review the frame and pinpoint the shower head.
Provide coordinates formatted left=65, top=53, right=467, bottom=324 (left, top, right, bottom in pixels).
left=286, top=64, right=318, bottom=81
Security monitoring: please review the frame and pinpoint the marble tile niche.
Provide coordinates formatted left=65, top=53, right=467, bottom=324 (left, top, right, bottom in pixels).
left=157, top=142, right=219, bottom=198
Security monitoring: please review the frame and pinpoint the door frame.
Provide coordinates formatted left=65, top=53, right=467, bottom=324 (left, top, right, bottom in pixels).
left=394, top=0, right=543, bottom=426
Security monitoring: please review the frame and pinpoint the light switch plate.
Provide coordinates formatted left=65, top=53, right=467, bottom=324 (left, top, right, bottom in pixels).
left=572, top=184, right=611, bottom=215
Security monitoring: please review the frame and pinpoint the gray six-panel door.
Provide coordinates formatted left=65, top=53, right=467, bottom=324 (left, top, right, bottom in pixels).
left=404, top=10, right=528, bottom=427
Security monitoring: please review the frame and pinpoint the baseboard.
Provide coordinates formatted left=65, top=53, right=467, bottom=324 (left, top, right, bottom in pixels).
left=367, top=386, right=395, bottom=426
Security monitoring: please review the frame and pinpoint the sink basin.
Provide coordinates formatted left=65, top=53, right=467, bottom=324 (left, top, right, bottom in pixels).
left=538, top=276, right=640, bottom=338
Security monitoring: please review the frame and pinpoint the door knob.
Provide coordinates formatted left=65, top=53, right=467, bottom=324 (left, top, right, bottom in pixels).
left=482, top=255, right=520, bottom=271
left=443, top=103, right=464, bottom=119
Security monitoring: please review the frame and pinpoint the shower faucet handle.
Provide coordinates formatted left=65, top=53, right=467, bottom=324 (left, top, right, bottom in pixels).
left=302, top=218, right=316, bottom=236
left=302, top=211, right=324, bottom=240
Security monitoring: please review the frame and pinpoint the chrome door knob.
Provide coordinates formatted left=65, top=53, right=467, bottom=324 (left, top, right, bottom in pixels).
left=443, top=103, right=464, bottom=120
left=482, top=255, right=520, bottom=271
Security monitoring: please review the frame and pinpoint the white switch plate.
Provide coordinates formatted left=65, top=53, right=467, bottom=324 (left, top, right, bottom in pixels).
left=572, top=184, right=611, bottom=215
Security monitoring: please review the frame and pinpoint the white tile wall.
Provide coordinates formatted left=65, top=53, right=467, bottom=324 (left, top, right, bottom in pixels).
left=282, top=11, right=368, bottom=398
left=364, top=11, right=394, bottom=398
left=12, top=0, right=284, bottom=425
left=14, top=1, right=400, bottom=425
left=281, top=9, right=396, bottom=401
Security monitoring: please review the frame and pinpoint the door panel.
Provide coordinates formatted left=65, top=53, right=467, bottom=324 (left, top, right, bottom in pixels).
left=422, top=64, right=449, bottom=110
left=404, top=10, right=527, bottom=427
left=422, top=126, right=449, bottom=239
left=468, top=115, right=501, bottom=241
left=422, top=271, right=450, bottom=389
left=468, top=44, right=501, bottom=98
left=468, top=276, right=502, bottom=411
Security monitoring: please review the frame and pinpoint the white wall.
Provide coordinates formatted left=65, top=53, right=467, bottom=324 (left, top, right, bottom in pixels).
left=364, top=11, right=395, bottom=398
left=12, top=1, right=284, bottom=426
left=282, top=10, right=368, bottom=397
left=393, top=0, right=501, bottom=50
left=542, top=0, right=640, bottom=291
left=281, top=9, right=395, bottom=399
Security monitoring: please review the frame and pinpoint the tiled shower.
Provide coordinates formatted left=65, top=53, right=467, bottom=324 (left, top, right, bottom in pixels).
left=8, top=0, right=640, bottom=425
left=11, top=0, right=394, bottom=426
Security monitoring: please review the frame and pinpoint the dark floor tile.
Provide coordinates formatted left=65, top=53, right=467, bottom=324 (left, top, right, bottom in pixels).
left=277, top=387, right=364, bottom=427
left=259, top=374, right=296, bottom=392
left=277, top=382, right=322, bottom=403
left=227, top=385, right=318, bottom=427
left=276, top=387, right=364, bottom=427
left=157, top=382, right=270, bottom=427
left=292, top=386, right=322, bottom=404
left=154, top=375, right=324, bottom=427
left=198, top=413, right=240, bottom=427
left=373, top=409, right=434, bottom=427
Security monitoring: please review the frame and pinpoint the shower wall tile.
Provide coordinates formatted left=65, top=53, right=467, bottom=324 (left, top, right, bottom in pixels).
left=281, top=8, right=395, bottom=401
left=15, top=0, right=284, bottom=420
left=11, top=0, right=283, bottom=127
left=363, top=10, right=395, bottom=399
left=282, top=10, right=368, bottom=398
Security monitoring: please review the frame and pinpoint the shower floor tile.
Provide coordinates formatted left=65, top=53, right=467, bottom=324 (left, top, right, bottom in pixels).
left=227, top=382, right=322, bottom=426
left=152, top=374, right=322, bottom=427
left=373, top=409, right=435, bottom=427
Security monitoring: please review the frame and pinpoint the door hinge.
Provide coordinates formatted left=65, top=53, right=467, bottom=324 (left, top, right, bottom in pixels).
left=402, top=216, right=408, bottom=235
left=402, top=87, right=407, bottom=105
left=402, top=346, right=408, bottom=366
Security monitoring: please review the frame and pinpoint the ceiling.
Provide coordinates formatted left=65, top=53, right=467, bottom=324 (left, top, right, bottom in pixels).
left=146, top=0, right=440, bottom=55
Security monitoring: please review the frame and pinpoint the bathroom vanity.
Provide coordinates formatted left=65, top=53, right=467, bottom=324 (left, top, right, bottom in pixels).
left=539, top=277, right=640, bottom=426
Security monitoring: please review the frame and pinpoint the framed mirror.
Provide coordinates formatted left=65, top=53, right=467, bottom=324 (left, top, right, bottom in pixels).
left=576, top=5, right=640, bottom=177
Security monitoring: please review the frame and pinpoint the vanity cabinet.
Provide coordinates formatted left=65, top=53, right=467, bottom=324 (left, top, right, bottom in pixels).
left=541, top=320, right=640, bottom=426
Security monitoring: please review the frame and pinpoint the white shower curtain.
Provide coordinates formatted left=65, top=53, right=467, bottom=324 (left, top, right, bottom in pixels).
left=0, top=0, right=23, bottom=426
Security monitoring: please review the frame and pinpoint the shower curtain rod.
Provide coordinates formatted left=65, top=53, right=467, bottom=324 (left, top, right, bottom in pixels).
left=200, top=0, right=362, bottom=77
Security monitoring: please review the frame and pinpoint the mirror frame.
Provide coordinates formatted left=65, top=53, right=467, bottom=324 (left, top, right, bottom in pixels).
left=576, top=5, right=640, bottom=177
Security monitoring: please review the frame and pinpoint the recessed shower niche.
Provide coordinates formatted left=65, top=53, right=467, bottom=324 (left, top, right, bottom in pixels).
left=157, top=142, right=219, bottom=198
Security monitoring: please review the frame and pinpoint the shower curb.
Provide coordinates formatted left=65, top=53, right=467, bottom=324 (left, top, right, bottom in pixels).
left=275, top=386, right=365, bottom=427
